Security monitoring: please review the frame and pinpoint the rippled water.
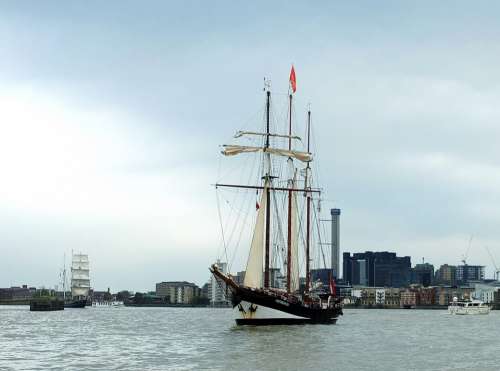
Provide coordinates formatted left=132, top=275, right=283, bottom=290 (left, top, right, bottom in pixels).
left=1, top=306, right=499, bottom=370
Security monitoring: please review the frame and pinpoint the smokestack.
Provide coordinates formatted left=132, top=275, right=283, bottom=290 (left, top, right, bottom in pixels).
left=331, top=209, right=341, bottom=278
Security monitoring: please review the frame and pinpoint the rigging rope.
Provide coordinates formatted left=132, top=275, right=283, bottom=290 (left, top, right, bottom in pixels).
left=215, top=189, right=230, bottom=267
left=312, top=197, right=328, bottom=270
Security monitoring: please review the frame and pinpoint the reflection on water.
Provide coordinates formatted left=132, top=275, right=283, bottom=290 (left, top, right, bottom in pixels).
left=1, top=306, right=499, bottom=370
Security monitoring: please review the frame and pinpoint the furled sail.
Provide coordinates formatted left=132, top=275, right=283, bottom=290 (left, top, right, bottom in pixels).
left=222, top=145, right=312, bottom=163
left=243, top=181, right=268, bottom=288
left=71, top=254, right=90, bottom=297
left=290, top=172, right=300, bottom=292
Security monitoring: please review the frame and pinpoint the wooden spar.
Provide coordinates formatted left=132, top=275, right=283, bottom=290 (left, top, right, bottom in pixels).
left=287, top=93, right=292, bottom=293
left=306, top=195, right=311, bottom=293
left=266, top=91, right=270, bottom=148
left=287, top=191, right=292, bottom=293
left=305, top=109, right=311, bottom=293
left=215, top=184, right=321, bottom=193
left=288, top=94, right=292, bottom=151
left=265, top=187, right=270, bottom=288
left=264, top=90, right=271, bottom=289
left=234, top=131, right=301, bottom=141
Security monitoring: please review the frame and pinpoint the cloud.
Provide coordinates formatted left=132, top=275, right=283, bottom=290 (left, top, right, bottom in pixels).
left=0, top=85, right=220, bottom=290
left=2, top=2, right=500, bottom=288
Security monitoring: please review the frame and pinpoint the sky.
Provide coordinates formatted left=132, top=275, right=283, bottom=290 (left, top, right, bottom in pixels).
left=2, top=1, right=500, bottom=291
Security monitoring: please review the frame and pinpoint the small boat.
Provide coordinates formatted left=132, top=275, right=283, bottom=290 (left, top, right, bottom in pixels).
left=448, top=297, right=490, bottom=315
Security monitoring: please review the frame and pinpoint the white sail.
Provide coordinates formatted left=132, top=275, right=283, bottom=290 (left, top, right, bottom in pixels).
left=222, top=145, right=312, bottom=163
left=71, top=253, right=90, bottom=297
left=290, top=172, right=300, bottom=292
left=243, top=181, right=268, bottom=288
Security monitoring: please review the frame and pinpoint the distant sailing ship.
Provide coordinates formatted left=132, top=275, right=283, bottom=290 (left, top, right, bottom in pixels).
left=63, top=253, right=90, bottom=308
left=210, top=67, right=343, bottom=325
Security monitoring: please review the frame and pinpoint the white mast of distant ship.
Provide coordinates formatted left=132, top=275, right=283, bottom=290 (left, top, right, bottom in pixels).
left=218, top=66, right=316, bottom=293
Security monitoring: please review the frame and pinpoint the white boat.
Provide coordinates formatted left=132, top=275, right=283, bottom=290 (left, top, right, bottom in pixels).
left=92, top=301, right=124, bottom=308
left=448, top=297, right=490, bottom=315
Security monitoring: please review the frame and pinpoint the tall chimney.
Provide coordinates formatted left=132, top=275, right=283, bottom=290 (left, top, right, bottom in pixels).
left=331, top=208, right=341, bottom=278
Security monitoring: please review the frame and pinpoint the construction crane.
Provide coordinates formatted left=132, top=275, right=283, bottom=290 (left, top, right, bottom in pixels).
left=461, top=235, right=473, bottom=265
left=484, top=246, right=500, bottom=281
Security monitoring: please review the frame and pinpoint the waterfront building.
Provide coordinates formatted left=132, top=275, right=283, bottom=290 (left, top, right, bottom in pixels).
left=343, top=251, right=411, bottom=287
left=207, top=260, right=230, bottom=306
left=384, top=288, right=401, bottom=307
left=201, top=283, right=208, bottom=299
left=0, top=285, right=37, bottom=301
left=359, top=288, right=376, bottom=307
left=434, top=264, right=457, bottom=286
left=412, top=263, right=434, bottom=287
left=375, top=288, right=385, bottom=305
left=356, top=287, right=400, bottom=307
left=418, top=287, right=436, bottom=306
left=330, top=208, right=341, bottom=279
left=400, top=289, right=417, bottom=308
left=371, top=287, right=401, bottom=307
left=434, top=286, right=473, bottom=306
left=456, top=265, right=485, bottom=285
left=92, top=289, right=113, bottom=303
left=473, top=282, right=500, bottom=304
left=155, top=281, right=201, bottom=304
left=339, top=285, right=352, bottom=302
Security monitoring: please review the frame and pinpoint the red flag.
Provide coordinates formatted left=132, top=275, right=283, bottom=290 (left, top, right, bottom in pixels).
left=289, top=65, right=296, bottom=93
left=329, top=274, right=336, bottom=297
left=256, top=202, right=260, bottom=211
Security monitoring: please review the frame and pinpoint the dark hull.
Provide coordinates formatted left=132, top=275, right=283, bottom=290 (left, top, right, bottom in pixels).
left=232, top=286, right=343, bottom=325
left=236, top=317, right=338, bottom=326
left=30, top=299, right=64, bottom=311
left=210, top=264, right=343, bottom=326
left=64, top=299, right=87, bottom=308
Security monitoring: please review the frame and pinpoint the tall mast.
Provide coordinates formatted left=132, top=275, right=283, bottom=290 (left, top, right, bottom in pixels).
left=63, top=253, right=66, bottom=301
left=287, top=93, right=293, bottom=293
left=264, top=90, right=271, bottom=289
left=305, top=109, right=311, bottom=293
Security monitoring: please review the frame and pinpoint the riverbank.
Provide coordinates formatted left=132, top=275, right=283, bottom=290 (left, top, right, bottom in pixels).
left=0, top=299, right=30, bottom=305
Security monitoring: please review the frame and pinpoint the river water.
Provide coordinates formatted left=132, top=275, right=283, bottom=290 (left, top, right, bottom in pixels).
left=1, top=306, right=499, bottom=370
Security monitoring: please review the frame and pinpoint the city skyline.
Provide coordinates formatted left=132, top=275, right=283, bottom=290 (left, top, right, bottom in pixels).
left=2, top=1, right=500, bottom=291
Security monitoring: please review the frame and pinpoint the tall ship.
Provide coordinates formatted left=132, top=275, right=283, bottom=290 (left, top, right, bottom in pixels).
left=64, top=253, right=90, bottom=308
left=210, top=68, right=343, bottom=325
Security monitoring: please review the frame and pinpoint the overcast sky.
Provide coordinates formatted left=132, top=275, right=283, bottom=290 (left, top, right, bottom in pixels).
left=2, top=1, right=500, bottom=291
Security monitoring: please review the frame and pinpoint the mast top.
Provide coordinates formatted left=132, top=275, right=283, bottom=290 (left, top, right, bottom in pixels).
left=263, top=77, right=271, bottom=92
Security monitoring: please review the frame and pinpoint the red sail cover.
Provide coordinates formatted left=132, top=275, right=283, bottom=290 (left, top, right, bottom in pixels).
left=289, top=65, right=296, bottom=93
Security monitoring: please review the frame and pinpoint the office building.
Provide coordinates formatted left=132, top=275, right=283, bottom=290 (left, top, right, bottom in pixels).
left=412, top=263, right=435, bottom=287
left=207, top=259, right=231, bottom=306
left=155, top=281, right=201, bottom=304
left=456, top=265, right=485, bottom=285
left=435, top=264, right=457, bottom=286
left=343, top=251, right=411, bottom=288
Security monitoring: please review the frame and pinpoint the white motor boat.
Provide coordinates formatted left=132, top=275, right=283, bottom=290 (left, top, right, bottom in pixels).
left=448, top=297, right=490, bottom=315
